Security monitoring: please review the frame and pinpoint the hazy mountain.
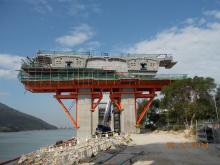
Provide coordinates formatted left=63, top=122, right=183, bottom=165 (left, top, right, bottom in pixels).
left=0, top=102, right=57, bottom=132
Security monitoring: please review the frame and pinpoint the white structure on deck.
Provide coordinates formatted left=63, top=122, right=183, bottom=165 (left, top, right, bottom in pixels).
left=35, top=51, right=177, bottom=75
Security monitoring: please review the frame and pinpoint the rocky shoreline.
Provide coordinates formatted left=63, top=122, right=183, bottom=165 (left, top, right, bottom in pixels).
left=17, top=133, right=132, bottom=165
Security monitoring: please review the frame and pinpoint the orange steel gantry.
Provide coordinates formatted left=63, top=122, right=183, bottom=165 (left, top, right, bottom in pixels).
left=21, top=78, right=171, bottom=128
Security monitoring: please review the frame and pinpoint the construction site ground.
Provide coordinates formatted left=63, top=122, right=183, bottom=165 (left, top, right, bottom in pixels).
left=85, top=130, right=220, bottom=165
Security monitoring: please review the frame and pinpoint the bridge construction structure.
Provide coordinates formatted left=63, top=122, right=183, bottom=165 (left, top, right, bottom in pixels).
left=18, top=50, right=186, bottom=136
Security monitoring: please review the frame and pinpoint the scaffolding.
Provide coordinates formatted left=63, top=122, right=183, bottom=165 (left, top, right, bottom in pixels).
left=18, top=68, right=186, bottom=81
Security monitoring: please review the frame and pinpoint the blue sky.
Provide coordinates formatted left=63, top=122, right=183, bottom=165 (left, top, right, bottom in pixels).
left=0, top=0, right=220, bottom=127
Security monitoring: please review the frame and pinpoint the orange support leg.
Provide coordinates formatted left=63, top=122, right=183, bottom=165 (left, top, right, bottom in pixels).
left=54, top=95, right=79, bottom=129
left=110, top=98, right=122, bottom=111
left=91, top=92, right=103, bottom=112
left=135, top=90, right=155, bottom=127
left=109, top=92, right=123, bottom=111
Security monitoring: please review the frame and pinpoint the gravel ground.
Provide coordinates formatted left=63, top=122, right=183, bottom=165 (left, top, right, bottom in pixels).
left=87, top=131, right=220, bottom=165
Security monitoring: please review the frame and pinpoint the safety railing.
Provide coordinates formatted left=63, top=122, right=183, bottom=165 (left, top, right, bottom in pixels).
left=37, top=50, right=91, bottom=56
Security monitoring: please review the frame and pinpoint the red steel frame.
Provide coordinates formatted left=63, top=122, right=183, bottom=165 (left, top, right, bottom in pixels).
left=135, top=89, right=156, bottom=127
left=54, top=91, right=79, bottom=128
left=109, top=91, right=123, bottom=111
left=22, top=79, right=172, bottom=128
left=91, top=92, right=103, bottom=112
left=53, top=91, right=103, bottom=128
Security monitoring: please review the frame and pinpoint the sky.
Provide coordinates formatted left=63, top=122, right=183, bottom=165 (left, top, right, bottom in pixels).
left=0, top=0, right=220, bottom=127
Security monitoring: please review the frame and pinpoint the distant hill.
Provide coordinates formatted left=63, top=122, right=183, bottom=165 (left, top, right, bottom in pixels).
left=0, top=102, right=57, bottom=132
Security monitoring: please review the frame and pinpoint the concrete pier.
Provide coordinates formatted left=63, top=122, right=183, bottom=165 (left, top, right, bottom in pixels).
left=121, top=89, right=137, bottom=133
left=76, top=89, right=137, bottom=136
left=77, top=89, right=98, bottom=138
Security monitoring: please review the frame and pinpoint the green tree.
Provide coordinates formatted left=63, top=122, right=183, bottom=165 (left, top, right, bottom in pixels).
left=216, top=86, right=220, bottom=105
left=215, top=86, right=220, bottom=118
left=160, top=76, right=216, bottom=129
left=146, top=99, right=160, bottom=127
left=137, top=99, right=160, bottom=126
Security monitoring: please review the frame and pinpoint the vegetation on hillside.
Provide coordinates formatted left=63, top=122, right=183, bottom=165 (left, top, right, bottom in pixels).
left=0, top=102, right=57, bottom=132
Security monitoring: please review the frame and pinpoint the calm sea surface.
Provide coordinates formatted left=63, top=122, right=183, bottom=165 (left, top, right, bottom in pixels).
left=0, top=129, right=76, bottom=161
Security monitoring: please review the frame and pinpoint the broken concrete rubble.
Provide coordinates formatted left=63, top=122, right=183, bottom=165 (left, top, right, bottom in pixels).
left=17, top=133, right=132, bottom=165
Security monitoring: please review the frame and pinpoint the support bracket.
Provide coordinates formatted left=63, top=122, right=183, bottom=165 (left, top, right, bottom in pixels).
left=135, top=90, right=156, bottom=127
left=109, top=92, right=123, bottom=111
left=54, top=92, right=79, bottom=129
left=91, top=92, right=103, bottom=112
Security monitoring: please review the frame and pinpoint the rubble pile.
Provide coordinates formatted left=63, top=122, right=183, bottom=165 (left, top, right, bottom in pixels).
left=17, top=133, right=132, bottom=165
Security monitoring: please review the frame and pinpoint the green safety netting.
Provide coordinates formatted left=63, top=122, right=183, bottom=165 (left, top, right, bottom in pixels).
left=18, top=68, right=187, bottom=81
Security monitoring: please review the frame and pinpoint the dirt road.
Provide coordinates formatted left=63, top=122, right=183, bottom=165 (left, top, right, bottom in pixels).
left=131, top=131, right=220, bottom=165
left=90, top=131, right=220, bottom=165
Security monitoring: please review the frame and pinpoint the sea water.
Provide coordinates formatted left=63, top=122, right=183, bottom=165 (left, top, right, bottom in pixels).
left=0, top=129, right=76, bottom=161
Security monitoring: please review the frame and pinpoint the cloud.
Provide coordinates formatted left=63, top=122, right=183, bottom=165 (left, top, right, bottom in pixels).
left=56, top=24, right=95, bottom=47
left=59, top=0, right=101, bottom=17
left=0, top=54, right=24, bottom=79
left=184, top=18, right=195, bottom=25
left=68, top=2, right=87, bottom=16
left=81, top=41, right=101, bottom=51
left=26, top=0, right=101, bottom=17
left=126, top=10, right=220, bottom=83
left=184, top=18, right=206, bottom=26
left=204, top=10, right=220, bottom=19
left=26, top=0, right=53, bottom=14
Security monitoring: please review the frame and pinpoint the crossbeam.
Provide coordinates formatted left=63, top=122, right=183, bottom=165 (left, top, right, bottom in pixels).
left=22, top=79, right=171, bottom=93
